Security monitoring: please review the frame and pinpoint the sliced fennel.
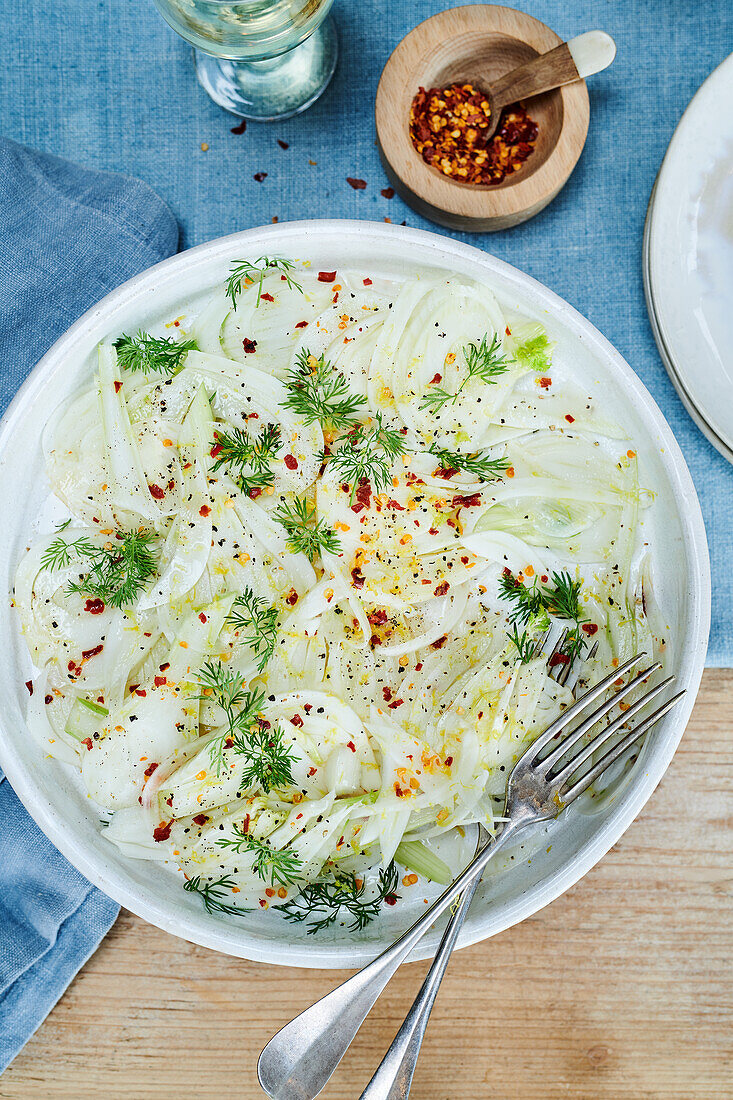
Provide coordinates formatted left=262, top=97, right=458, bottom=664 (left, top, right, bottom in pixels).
left=14, top=260, right=665, bottom=933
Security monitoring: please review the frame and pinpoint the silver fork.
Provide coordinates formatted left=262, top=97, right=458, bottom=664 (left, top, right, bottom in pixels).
left=356, top=630, right=591, bottom=1100
left=258, top=653, right=683, bottom=1100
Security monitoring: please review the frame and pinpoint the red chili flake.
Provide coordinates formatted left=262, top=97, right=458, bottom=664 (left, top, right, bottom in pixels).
left=431, top=635, right=448, bottom=650
left=249, top=487, right=263, bottom=499
left=539, top=376, right=552, bottom=389
left=193, top=813, right=209, bottom=826
left=160, top=662, right=170, bottom=671
left=350, top=566, right=365, bottom=589
left=210, top=442, right=222, bottom=458
left=505, top=326, right=512, bottom=336
left=347, top=740, right=357, bottom=752
left=381, top=187, right=395, bottom=198
left=354, top=477, right=372, bottom=510
left=253, top=171, right=267, bottom=182
left=153, top=821, right=173, bottom=842
left=284, top=453, right=298, bottom=471
left=368, top=609, right=388, bottom=626
left=346, top=177, right=367, bottom=190
left=350, top=502, right=365, bottom=514
left=165, top=795, right=173, bottom=807
left=242, top=338, right=257, bottom=353
left=199, top=505, right=211, bottom=517
left=45, top=694, right=53, bottom=705
left=430, top=373, right=442, bottom=384
left=143, top=762, right=159, bottom=778
left=82, top=644, right=103, bottom=661
left=582, top=623, right=599, bottom=636
left=231, top=118, right=247, bottom=134
left=382, top=686, right=393, bottom=702
left=410, top=84, right=538, bottom=186
left=434, top=580, right=450, bottom=596
left=290, top=714, right=304, bottom=728
left=286, top=588, right=299, bottom=606
left=384, top=893, right=398, bottom=906
left=167, top=479, right=176, bottom=492
left=415, top=662, right=423, bottom=671
left=318, top=271, right=337, bottom=282
left=25, top=680, right=33, bottom=695
left=565, top=414, right=575, bottom=423
left=435, top=466, right=458, bottom=480
left=295, top=320, right=308, bottom=329
left=452, top=492, right=482, bottom=508
left=307, top=766, right=317, bottom=777
left=81, top=736, right=93, bottom=751
left=363, top=277, right=373, bottom=286
left=241, top=814, right=250, bottom=835
left=148, top=483, right=165, bottom=500
left=388, top=698, right=404, bottom=709
left=277, top=139, right=289, bottom=149
left=428, top=526, right=439, bottom=535
left=154, top=675, right=166, bottom=687
left=387, top=498, right=404, bottom=511
left=112, top=379, right=123, bottom=395
left=128, top=684, right=139, bottom=695
left=198, top=612, right=207, bottom=623
left=135, top=689, right=147, bottom=697
left=444, top=755, right=454, bottom=766
left=540, top=574, right=549, bottom=583
left=260, top=292, right=275, bottom=302
left=460, top=555, right=469, bottom=564
left=549, top=652, right=570, bottom=667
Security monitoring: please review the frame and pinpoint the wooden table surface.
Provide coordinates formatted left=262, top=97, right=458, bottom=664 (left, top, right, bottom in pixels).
left=2, top=669, right=731, bottom=1100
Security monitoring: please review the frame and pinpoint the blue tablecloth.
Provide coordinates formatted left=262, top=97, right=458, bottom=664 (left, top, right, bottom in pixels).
left=2, top=0, right=730, bottom=660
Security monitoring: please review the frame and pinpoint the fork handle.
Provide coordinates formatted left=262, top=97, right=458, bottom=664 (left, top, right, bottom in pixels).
left=257, top=820, right=523, bottom=1100
left=358, top=874, right=482, bottom=1100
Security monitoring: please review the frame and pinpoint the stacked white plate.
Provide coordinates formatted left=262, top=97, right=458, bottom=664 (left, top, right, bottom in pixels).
left=644, top=52, right=733, bottom=464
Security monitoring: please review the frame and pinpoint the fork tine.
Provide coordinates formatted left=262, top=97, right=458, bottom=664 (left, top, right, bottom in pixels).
left=549, top=674, right=675, bottom=785
left=515, top=652, right=646, bottom=767
left=560, top=690, right=685, bottom=805
left=539, top=662, right=663, bottom=772
left=563, top=641, right=599, bottom=694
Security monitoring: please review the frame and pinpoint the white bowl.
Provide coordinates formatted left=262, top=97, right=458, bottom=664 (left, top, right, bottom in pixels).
left=0, top=221, right=710, bottom=968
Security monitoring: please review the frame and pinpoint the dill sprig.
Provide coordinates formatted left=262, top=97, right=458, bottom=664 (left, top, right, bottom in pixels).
left=327, top=413, right=405, bottom=502
left=420, top=333, right=512, bottom=411
left=273, top=497, right=342, bottom=562
left=236, top=722, right=295, bottom=795
left=429, top=446, right=510, bottom=482
left=41, top=527, right=159, bottom=609
left=500, top=569, right=588, bottom=666
left=274, top=862, right=399, bottom=934
left=542, top=571, right=587, bottom=665
left=507, top=624, right=539, bottom=663
left=226, top=257, right=303, bottom=310
left=282, top=349, right=367, bottom=431
left=542, top=571, right=583, bottom=620
left=197, top=661, right=295, bottom=792
left=113, top=331, right=196, bottom=374
left=183, top=873, right=249, bottom=917
left=226, top=588, right=278, bottom=672
left=197, top=661, right=265, bottom=776
left=498, top=570, right=546, bottom=627
left=211, top=422, right=281, bottom=497
left=217, top=823, right=303, bottom=887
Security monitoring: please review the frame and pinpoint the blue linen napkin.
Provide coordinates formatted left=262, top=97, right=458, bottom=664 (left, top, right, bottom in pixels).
left=0, top=137, right=178, bottom=1073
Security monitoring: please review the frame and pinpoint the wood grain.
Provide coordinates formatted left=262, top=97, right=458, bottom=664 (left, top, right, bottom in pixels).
left=3, top=669, right=731, bottom=1100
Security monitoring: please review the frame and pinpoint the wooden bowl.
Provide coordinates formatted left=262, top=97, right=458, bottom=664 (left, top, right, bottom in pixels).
left=375, top=5, right=590, bottom=232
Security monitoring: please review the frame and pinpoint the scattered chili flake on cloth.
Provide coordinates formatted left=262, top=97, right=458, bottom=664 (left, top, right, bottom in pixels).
left=409, top=82, right=538, bottom=186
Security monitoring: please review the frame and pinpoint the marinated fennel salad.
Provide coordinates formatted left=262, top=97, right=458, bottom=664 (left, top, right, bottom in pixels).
left=14, top=258, right=666, bottom=932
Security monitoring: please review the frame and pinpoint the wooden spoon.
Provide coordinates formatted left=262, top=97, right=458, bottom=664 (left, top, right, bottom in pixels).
left=482, top=31, right=616, bottom=141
